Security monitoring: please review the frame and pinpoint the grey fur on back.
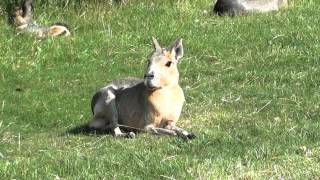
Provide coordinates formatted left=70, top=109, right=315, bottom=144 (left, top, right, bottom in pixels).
left=90, top=77, right=143, bottom=114
left=214, top=0, right=245, bottom=16
left=213, top=0, right=288, bottom=16
left=110, top=77, right=143, bottom=89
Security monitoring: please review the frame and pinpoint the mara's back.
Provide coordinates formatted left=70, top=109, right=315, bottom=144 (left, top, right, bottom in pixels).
left=214, top=0, right=288, bottom=15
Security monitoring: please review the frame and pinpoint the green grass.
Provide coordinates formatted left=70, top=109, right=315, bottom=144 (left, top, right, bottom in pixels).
left=1, top=0, right=320, bottom=179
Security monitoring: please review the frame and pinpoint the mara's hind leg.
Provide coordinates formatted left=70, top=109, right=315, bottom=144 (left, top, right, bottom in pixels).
left=88, top=113, right=111, bottom=131
left=90, top=87, right=135, bottom=138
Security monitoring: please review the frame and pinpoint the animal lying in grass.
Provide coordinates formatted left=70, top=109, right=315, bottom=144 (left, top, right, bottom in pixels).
left=213, top=0, right=288, bottom=16
left=89, top=37, right=196, bottom=140
left=13, top=0, right=70, bottom=38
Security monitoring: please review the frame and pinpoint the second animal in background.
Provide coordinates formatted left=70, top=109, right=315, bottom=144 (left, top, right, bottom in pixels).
left=13, top=0, right=70, bottom=38
left=213, top=0, right=288, bottom=16
left=89, top=37, right=196, bottom=140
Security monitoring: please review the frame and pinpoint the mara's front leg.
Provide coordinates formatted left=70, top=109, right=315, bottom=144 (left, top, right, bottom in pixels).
left=164, top=121, right=196, bottom=140
left=144, top=124, right=177, bottom=136
left=143, top=123, right=196, bottom=140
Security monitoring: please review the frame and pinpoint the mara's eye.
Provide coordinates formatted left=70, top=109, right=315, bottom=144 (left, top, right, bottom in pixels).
left=165, top=61, right=172, bottom=67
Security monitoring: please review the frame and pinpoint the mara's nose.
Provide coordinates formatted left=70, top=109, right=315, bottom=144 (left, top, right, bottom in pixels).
left=144, top=71, right=154, bottom=79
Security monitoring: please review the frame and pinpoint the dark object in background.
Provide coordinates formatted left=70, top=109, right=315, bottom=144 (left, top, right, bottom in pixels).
left=214, top=0, right=245, bottom=16
left=213, top=0, right=288, bottom=16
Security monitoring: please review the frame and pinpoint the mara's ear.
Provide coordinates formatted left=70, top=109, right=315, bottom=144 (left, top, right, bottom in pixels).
left=170, top=38, right=183, bottom=62
left=152, top=37, right=162, bottom=52
left=22, top=0, right=33, bottom=18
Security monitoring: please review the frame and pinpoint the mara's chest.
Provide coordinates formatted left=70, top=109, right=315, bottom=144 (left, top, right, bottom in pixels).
left=116, top=85, right=185, bottom=128
left=148, top=86, right=185, bottom=126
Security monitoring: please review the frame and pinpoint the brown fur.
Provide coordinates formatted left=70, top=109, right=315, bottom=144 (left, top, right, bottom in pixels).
left=12, top=0, right=70, bottom=38
left=89, top=38, right=195, bottom=140
left=50, top=27, right=61, bottom=34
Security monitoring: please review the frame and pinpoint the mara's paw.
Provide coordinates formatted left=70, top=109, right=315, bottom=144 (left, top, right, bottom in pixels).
left=186, top=133, right=196, bottom=140
left=125, top=132, right=136, bottom=139
left=179, top=132, right=196, bottom=140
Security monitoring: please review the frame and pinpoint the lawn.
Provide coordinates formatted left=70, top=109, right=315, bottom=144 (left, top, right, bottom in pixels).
left=0, top=0, right=320, bottom=179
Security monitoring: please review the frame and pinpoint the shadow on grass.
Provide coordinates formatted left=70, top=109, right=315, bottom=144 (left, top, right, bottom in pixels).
left=65, top=123, right=112, bottom=136
left=65, top=123, right=138, bottom=136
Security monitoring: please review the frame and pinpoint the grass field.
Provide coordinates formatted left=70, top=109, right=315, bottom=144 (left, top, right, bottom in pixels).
left=1, top=0, right=320, bottom=179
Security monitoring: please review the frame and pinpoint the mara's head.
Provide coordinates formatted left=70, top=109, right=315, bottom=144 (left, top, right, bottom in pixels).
left=13, top=0, right=33, bottom=26
left=144, top=37, right=184, bottom=90
left=13, top=7, right=23, bottom=25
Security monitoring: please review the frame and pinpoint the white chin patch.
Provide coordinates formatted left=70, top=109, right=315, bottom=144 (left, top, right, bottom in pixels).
left=144, top=79, right=159, bottom=89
